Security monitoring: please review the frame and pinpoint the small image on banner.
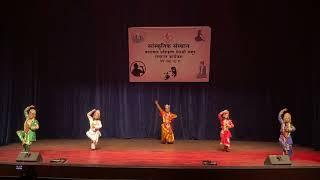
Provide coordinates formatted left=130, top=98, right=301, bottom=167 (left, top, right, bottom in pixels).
left=128, top=26, right=211, bottom=82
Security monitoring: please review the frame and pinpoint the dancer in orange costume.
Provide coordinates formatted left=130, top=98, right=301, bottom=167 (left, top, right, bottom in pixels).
left=155, top=100, right=177, bottom=144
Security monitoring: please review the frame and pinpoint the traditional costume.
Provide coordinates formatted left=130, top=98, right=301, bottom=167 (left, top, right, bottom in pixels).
left=218, top=110, right=234, bottom=151
left=86, top=109, right=102, bottom=150
left=16, top=106, right=39, bottom=152
left=278, top=109, right=296, bottom=158
left=155, top=102, right=177, bottom=144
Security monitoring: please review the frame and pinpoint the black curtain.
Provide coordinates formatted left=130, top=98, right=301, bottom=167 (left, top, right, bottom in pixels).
left=1, top=0, right=319, bottom=149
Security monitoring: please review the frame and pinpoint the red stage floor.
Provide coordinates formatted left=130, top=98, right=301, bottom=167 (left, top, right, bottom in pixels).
left=0, top=138, right=320, bottom=167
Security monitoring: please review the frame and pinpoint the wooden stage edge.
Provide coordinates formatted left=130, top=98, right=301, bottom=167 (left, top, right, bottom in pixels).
left=0, top=138, right=320, bottom=179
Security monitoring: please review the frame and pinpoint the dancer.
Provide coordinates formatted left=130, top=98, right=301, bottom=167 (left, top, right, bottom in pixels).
left=16, top=105, right=40, bottom=153
left=86, top=109, right=102, bottom=150
left=155, top=100, right=177, bottom=144
left=218, top=109, right=234, bottom=152
left=278, top=108, right=296, bottom=158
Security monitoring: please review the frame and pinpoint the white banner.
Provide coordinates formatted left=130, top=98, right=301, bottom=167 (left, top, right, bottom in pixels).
left=128, top=26, right=211, bottom=82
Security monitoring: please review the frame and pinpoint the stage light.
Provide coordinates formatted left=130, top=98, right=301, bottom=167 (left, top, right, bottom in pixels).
left=264, top=155, right=292, bottom=165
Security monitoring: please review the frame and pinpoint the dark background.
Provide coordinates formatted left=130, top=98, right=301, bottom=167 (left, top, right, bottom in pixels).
left=1, top=0, right=319, bottom=149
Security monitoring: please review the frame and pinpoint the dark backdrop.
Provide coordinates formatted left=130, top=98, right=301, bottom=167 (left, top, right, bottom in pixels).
left=1, top=0, right=319, bottom=149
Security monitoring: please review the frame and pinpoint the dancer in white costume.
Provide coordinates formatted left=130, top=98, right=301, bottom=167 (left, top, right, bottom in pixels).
left=86, top=109, right=102, bottom=150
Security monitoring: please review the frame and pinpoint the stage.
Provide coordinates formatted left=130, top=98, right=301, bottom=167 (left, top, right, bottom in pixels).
left=0, top=139, right=320, bottom=179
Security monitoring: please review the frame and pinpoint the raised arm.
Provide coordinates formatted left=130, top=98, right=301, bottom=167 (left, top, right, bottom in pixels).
left=87, top=109, right=96, bottom=120
left=218, top=111, right=223, bottom=121
left=155, top=100, right=163, bottom=112
left=278, top=108, right=287, bottom=124
left=24, top=105, right=35, bottom=119
left=24, top=107, right=29, bottom=118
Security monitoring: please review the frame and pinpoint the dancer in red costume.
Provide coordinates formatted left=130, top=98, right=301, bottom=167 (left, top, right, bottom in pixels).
left=218, top=110, right=234, bottom=152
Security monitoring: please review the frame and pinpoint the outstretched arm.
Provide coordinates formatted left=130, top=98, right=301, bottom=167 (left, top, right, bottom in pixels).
left=171, top=113, right=177, bottom=119
left=278, top=108, right=287, bottom=124
left=155, top=100, right=163, bottom=112
left=87, top=109, right=96, bottom=120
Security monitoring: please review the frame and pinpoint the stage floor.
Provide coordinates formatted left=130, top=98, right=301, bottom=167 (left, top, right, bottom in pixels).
left=0, top=138, right=320, bottom=167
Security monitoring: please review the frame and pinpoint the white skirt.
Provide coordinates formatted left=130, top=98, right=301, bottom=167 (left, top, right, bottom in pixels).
left=86, top=129, right=101, bottom=142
